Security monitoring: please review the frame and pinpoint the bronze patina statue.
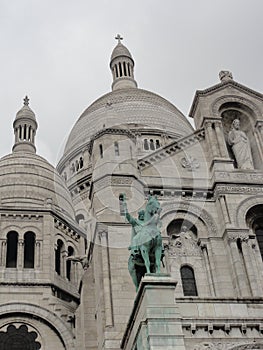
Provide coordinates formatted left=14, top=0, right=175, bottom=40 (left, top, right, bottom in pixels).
left=121, top=194, right=163, bottom=290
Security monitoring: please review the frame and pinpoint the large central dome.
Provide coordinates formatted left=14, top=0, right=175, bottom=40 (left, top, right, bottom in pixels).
left=63, top=38, right=193, bottom=158
left=63, top=87, right=193, bottom=157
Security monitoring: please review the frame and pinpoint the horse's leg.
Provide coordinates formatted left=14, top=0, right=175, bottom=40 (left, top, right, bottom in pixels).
left=140, top=245, right=151, bottom=274
left=155, top=235, right=162, bottom=273
left=128, top=255, right=139, bottom=291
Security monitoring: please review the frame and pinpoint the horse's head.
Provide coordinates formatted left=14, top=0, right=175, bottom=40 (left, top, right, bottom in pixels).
left=146, top=196, right=161, bottom=216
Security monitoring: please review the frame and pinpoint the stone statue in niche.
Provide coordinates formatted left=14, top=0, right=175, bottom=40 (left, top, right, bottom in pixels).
left=228, top=119, right=254, bottom=170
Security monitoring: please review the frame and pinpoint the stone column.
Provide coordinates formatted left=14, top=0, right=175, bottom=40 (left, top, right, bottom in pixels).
left=72, top=262, right=77, bottom=284
left=218, top=195, right=231, bottom=224
left=18, top=239, right=24, bottom=268
left=35, top=240, right=41, bottom=269
left=204, top=121, right=219, bottom=158
left=121, top=274, right=185, bottom=350
left=201, top=243, right=216, bottom=297
left=99, top=225, right=113, bottom=327
left=214, top=121, right=229, bottom=158
left=61, top=249, right=67, bottom=278
left=241, top=236, right=261, bottom=296
left=227, top=231, right=250, bottom=297
left=1, top=240, right=7, bottom=266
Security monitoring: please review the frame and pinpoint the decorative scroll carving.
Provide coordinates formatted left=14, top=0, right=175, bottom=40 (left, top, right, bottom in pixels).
left=227, top=231, right=250, bottom=242
left=215, top=172, right=263, bottom=182
left=111, top=176, right=134, bottom=185
left=181, top=155, right=200, bottom=171
left=215, top=185, right=263, bottom=198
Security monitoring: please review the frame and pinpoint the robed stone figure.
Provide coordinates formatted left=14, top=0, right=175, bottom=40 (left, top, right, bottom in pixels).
left=228, top=119, right=254, bottom=170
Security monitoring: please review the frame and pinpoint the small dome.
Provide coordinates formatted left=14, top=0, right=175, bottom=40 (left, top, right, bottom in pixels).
left=15, top=105, right=36, bottom=121
left=0, top=152, right=75, bottom=219
left=111, top=42, right=133, bottom=62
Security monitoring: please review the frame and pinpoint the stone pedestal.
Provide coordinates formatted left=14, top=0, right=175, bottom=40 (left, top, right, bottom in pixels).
left=121, top=273, right=185, bottom=350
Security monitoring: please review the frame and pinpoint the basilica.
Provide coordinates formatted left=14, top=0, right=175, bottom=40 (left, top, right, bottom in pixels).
left=0, top=37, right=263, bottom=350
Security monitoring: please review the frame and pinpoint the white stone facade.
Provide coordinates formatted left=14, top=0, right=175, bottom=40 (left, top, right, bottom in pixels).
left=1, top=40, right=263, bottom=349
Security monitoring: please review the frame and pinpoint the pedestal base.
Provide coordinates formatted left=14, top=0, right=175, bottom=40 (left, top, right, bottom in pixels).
left=121, top=273, right=186, bottom=350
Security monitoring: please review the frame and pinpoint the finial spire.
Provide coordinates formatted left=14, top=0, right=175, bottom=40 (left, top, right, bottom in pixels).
left=115, top=34, right=123, bottom=44
left=23, top=95, right=29, bottom=106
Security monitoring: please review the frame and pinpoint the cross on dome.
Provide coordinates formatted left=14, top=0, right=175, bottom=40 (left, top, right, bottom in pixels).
left=23, top=95, right=29, bottom=106
left=115, top=34, right=123, bottom=44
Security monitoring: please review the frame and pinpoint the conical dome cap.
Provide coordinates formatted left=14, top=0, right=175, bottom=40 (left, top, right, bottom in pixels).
left=15, top=96, right=36, bottom=121
left=111, top=42, right=134, bottom=62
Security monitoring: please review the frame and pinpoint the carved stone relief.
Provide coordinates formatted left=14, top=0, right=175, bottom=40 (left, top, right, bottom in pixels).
left=168, top=226, right=200, bottom=257
left=194, top=342, right=263, bottom=350
left=181, top=155, right=200, bottom=171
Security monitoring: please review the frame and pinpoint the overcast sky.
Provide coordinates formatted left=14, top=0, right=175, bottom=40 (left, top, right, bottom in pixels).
left=0, top=0, right=262, bottom=165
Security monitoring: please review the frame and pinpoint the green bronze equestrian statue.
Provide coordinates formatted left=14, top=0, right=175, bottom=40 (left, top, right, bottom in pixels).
left=121, top=194, right=163, bottom=291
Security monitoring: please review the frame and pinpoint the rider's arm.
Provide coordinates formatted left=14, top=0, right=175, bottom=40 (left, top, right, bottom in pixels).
left=125, top=212, right=137, bottom=226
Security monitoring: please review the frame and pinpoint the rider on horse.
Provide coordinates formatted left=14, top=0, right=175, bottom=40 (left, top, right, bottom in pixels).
left=122, top=195, right=163, bottom=291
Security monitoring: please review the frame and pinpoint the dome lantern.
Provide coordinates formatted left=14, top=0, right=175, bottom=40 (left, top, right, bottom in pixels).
left=12, top=96, right=38, bottom=153
left=110, top=35, right=137, bottom=91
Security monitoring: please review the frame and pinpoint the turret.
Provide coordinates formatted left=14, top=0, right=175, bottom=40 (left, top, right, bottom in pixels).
left=110, top=34, right=137, bottom=91
left=12, top=96, right=38, bottom=153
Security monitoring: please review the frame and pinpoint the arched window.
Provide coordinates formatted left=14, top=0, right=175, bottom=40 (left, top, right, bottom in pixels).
left=115, top=64, right=118, bottom=78
left=246, top=204, right=263, bottom=260
left=71, top=163, right=75, bottom=173
left=24, top=232, right=35, bottom=268
left=0, top=324, right=41, bottom=349
left=167, top=219, right=197, bottom=238
left=149, top=139, right=155, bottom=150
left=76, top=214, right=85, bottom=224
left=144, top=139, right=149, bottom=150
left=79, top=157, right=84, bottom=169
left=23, top=124, right=27, bottom=140
left=180, top=265, right=198, bottom=296
left=99, top=144, right=103, bottom=158
left=6, top=232, right=18, bottom=268
left=255, top=222, right=263, bottom=260
left=66, top=246, right=74, bottom=281
left=114, top=141, right=120, bottom=156
left=28, top=126, right=32, bottom=141
left=55, top=239, right=64, bottom=275
left=19, top=125, right=22, bottom=140
left=123, top=62, right=127, bottom=76
left=119, top=62, right=123, bottom=77
left=156, top=139, right=160, bottom=149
